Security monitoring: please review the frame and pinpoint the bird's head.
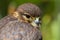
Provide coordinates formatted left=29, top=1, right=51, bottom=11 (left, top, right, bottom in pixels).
left=12, top=3, right=42, bottom=27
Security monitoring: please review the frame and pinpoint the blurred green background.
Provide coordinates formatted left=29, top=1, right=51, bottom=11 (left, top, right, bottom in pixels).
left=0, top=0, right=60, bottom=40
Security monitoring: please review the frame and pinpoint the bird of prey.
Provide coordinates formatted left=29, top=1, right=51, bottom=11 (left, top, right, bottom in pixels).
left=0, top=3, right=42, bottom=40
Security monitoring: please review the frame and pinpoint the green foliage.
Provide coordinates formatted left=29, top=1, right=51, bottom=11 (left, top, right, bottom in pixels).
left=41, top=0, right=60, bottom=40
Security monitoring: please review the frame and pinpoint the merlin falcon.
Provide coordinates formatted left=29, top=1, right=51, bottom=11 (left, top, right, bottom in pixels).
left=0, top=3, right=42, bottom=40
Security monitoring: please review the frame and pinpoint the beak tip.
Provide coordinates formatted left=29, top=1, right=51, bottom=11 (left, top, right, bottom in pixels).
left=34, top=20, right=40, bottom=25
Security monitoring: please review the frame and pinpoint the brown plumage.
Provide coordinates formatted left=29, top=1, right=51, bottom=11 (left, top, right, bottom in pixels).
left=0, top=15, right=17, bottom=29
left=16, top=3, right=42, bottom=17
left=0, top=20, right=41, bottom=40
left=0, top=3, right=42, bottom=40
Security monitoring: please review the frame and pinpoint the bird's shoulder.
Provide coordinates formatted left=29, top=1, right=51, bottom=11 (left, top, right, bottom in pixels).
left=0, top=20, right=41, bottom=40
left=0, top=15, right=17, bottom=29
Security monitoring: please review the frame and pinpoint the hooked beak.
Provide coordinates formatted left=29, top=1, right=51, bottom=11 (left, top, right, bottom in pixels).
left=31, top=17, right=41, bottom=28
left=34, top=18, right=40, bottom=25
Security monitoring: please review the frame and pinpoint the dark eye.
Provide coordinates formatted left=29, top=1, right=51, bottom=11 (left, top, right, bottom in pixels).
left=25, top=14, right=30, bottom=18
left=22, top=13, right=31, bottom=18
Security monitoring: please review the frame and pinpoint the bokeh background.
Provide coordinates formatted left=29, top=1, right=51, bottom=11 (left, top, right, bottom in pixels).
left=0, top=0, right=60, bottom=40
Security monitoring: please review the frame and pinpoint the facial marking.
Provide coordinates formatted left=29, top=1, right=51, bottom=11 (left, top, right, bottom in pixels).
left=21, top=12, right=34, bottom=23
left=13, top=12, right=19, bottom=18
